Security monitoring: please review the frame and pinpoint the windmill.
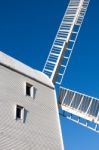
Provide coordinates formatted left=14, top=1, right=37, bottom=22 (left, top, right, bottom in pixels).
left=43, top=0, right=99, bottom=133
left=0, top=0, right=98, bottom=149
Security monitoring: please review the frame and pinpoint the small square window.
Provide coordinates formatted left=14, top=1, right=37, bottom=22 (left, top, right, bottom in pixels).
left=17, top=106, right=21, bottom=118
left=26, top=83, right=32, bottom=96
left=16, top=105, right=24, bottom=120
left=25, top=83, right=37, bottom=99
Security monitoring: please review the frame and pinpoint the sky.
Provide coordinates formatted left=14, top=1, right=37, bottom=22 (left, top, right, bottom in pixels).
left=0, top=0, right=99, bottom=149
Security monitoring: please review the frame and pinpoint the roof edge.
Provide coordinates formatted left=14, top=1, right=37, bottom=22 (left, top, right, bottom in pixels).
left=0, top=51, right=54, bottom=89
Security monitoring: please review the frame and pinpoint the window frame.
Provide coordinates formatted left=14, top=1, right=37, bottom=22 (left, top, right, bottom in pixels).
left=25, top=82, right=37, bottom=99
left=15, top=105, right=24, bottom=121
left=26, top=83, right=33, bottom=97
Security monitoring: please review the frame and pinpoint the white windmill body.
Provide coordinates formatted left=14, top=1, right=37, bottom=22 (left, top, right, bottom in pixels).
left=0, top=52, right=64, bottom=150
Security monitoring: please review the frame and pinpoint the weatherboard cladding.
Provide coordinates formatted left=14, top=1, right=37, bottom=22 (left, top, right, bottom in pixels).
left=0, top=52, right=64, bottom=149
left=0, top=51, right=54, bottom=89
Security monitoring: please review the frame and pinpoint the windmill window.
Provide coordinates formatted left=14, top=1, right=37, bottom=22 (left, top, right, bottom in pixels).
left=16, top=105, right=24, bottom=120
left=25, top=83, right=37, bottom=99
left=26, top=83, right=33, bottom=97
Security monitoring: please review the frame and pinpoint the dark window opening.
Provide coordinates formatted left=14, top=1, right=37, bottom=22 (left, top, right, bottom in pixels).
left=26, top=83, right=32, bottom=96
left=16, top=105, right=23, bottom=119
left=25, top=82, right=37, bottom=99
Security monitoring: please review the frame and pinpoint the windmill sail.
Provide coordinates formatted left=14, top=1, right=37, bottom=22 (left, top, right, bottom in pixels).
left=43, top=0, right=90, bottom=84
left=59, top=87, right=99, bottom=132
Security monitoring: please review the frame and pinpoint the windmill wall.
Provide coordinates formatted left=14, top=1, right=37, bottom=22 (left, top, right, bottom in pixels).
left=0, top=52, right=64, bottom=150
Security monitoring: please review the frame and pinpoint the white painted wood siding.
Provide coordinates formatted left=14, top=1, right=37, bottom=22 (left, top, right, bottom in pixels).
left=0, top=65, right=64, bottom=150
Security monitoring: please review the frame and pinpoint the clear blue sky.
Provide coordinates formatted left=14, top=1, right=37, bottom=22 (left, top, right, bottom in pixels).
left=0, top=0, right=99, bottom=149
